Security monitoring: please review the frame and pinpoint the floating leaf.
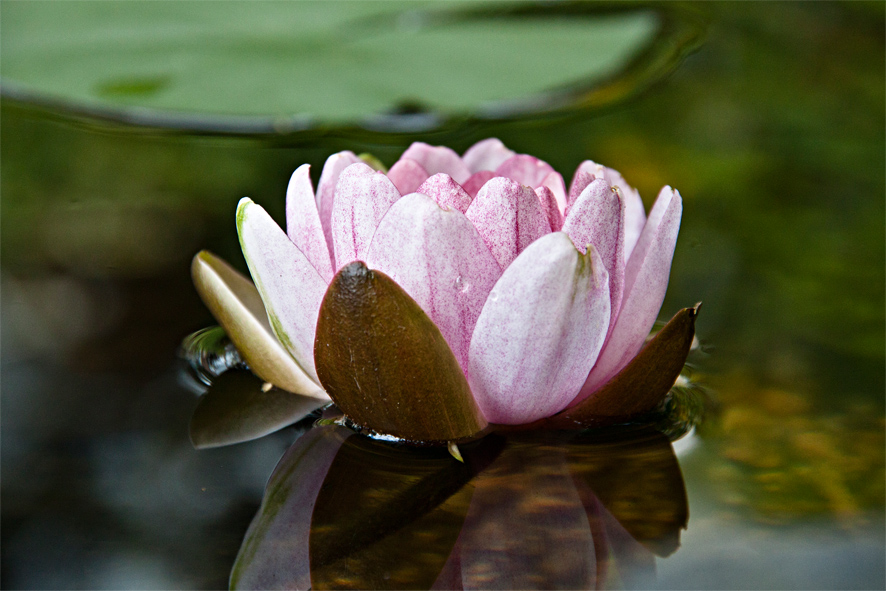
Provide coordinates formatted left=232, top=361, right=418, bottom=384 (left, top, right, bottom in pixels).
left=191, top=250, right=328, bottom=400
left=547, top=303, right=700, bottom=428
left=314, top=262, right=488, bottom=443
left=189, top=370, right=327, bottom=449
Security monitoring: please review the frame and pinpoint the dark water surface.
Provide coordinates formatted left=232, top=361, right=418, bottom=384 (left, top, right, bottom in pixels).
left=2, top=2, right=884, bottom=589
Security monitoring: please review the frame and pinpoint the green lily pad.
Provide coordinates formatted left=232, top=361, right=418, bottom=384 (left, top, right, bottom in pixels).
left=1, top=1, right=662, bottom=125
left=189, top=370, right=327, bottom=449
left=314, top=262, right=487, bottom=443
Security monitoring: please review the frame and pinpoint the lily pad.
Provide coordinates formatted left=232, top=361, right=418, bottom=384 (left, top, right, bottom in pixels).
left=314, top=262, right=487, bottom=443
left=189, top=370, right=327, bottom=449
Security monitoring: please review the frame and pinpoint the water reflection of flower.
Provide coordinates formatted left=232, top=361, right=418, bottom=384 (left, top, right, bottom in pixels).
left=231, top=425, right=688, bottom=590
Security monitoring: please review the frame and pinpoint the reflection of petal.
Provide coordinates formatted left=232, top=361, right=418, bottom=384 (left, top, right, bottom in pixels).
left=309, top=435, right=483, bottom=590
left=230, top=425, right=351, bottom=591
left=567, top=428, right=688, bottom=558
left=459, top=437, right=597, bottom=590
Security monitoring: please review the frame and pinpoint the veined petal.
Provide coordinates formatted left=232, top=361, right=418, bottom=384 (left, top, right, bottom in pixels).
left=495, top=154, right=556, bottom=189
left=286, top=164, right=334, bottom=283
left=417, top=173, right=473, bottom=213
left=562, top=178, right=626, bottom=337
left=535, top=185, right=563, bottom=232
left=366, top=193, right=501, bottom=373
left=468, top=233, right=610, bottom=424
left=331, top=162, right=401, bottom=270
left=401, top=142, right=471, bottom=184
left=462, top=138, right=515, bottom=173
left=316, top=151, right=361, bottom=256
left=190, top=250, right=326, bottom=398
left=237, top=198, right=329, bottom=381
left=387, top=157, right=430, bottom=196
left=577, top=188, right=682, bottom=400
left=462, top=170, right=496, bottom=198
left=540, top=170, right=568, bottom=213
left=571, top=161, right=646, bottom=259
left=465, top=176, right=550, bottom=269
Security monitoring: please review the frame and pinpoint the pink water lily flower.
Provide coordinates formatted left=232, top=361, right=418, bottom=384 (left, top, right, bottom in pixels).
left=192, top=139, right=689, bottom=443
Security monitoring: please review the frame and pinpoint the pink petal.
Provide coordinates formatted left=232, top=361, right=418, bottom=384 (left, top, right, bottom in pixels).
left=570, top=161, right=646, bottom=259
left=316, top=151, right=361, bottom=257
left=285, top=164, right=334, bottom=283
left=461, top=138, right=515, bottom=173
left=535, top=185, right=563, bottom=232
left=462, top=170, right=496, bottom=198
left=330, top=162, right=401, bottom=270
left=400, top=142, right=471, bottom=184
left=576, top=187, right=682, bottom=401
left=465, top=176, right=551, bottom=270
left=495, top=154, right=555, bottom=189
left=540, top=170, right=568, bottom=213
left=366, top=193, right=501, bottom=373
left=387, top=157, right=430, bottom=196
left=417, top=173, right=473, bottom=214
left=236, top=198, right=330, bottom=381
left=468, top=233, right=610, bottom=424
left=561, top=178, right=626, bottom=337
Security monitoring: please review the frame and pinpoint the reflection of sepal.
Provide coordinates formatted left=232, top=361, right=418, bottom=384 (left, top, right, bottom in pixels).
left=189, top=370, right=327, bottom=449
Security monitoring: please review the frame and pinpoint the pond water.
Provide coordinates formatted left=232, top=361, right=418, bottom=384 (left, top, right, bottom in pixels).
left=1, top=2, right=884, bottom=589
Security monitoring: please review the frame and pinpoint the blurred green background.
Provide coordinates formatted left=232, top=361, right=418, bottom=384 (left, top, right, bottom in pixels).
left=1, top=2, right=883, bottom=589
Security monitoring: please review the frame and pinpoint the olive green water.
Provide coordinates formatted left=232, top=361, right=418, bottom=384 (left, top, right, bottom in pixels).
left=2, top=2, right=883, bottom=589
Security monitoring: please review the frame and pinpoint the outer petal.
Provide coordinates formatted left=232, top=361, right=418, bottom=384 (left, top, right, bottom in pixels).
left=387, top=157, right=430, bottom=196
left=286, top=164, right=334, bottom=283
left=535, top=185, right=563, bottom=232
left=417, top=173, right=473, bottom=213
left=468, top=232, right=610, bottom=424
left=540, top=170, right=568, bottom=213
left=462, top=138, right=515, bottom=173
left=316, top=151, right=361, bottom=256
left=562, top=178, right=626, bottom=337
left=400, top=142, right=471, bottom=184
left=465, top=176, right=550, bottom=270
left=577, top=187, right=682, bottom=400
left=190, top=250, right=325, bottom=397
left=494, top=154, right=555, bottom=189
left=461, top=170, right=496, bottom=198
left=570, top=161, right=646, bottom=259
left=237, top=198, right=329, bottom=381
left=330, top=162, right=401, bottom=270
left=366, top=193, right=501, bottom=373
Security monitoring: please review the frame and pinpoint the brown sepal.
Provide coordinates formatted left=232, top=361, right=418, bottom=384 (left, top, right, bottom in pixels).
left=314, top=261, right=488, bottom=443
left=544, top=303, right=701, bottom=429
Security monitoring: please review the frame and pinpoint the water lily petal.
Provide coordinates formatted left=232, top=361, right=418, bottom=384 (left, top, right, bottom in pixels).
left=330, top=162, right=401, bottom=270
left=562, top=178, right=626, bottom=337
left=465, top=176, right=550, bottom=269
left=571, top=161, right=646, bottom=259
left=366, top=193, right=501, bottom=373
left=401, top=142, right=471, bottom=184
left=387, top=157, right=430, bottom=196
left=315, top=150, right=361, bottom=257
left=540, top=170, right=568, bottom=213
left=494, top=153, right=556, bottom=189
left=559, top=304, right=699, bottom=423
left=190, top=250, right=325, bottom=397
left=535, top=185, right=563, bottom=232
left=285, top=164, right=334, bottom=283
left=417, top=173, right=473, bottom=213
left=314, top=262, right=488, bottom=442
left=461, top=170, right=496, bottom=198
left=578, top=187, right=682, bottom=399
left=462, top=138, right=515, bottom=173
left=468, top=233, right=610, bottom=424
left=237, top=198, right=329, bottom=381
